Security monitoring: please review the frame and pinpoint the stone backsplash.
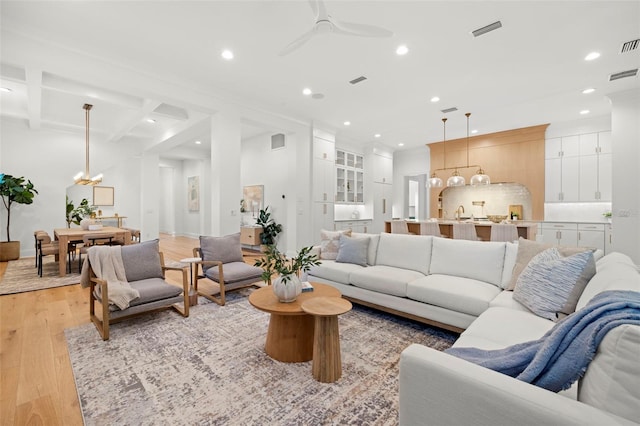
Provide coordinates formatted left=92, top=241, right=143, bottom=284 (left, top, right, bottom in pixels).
left=441, top=183, right=532, bottom=220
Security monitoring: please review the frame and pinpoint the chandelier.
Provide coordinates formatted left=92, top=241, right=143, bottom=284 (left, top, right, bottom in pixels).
left=73, top=104, right=103, bottom=185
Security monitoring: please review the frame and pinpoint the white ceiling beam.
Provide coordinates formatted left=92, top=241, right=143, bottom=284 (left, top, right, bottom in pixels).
left=107, top=99, right=163, bottom=143
left=25, top=67, right=42, bottom=129
left=145, top=114, right=211, bottom=154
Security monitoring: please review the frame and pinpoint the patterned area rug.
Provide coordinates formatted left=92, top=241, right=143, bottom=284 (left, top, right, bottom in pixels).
left=65, top=294, right=458, bottom=425
left=0, top=257, right=80, bottom=295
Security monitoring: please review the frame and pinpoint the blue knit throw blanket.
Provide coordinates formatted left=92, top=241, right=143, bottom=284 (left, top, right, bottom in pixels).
left=445, top=290, right=640, bottom=392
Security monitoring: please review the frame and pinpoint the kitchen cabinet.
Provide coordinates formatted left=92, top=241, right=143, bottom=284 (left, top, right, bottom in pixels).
left=545, top=131, right=612, bottom=202
left=372, top=182, right=392, bottom=233
left=313, top=131, right=336, bottom=236
left=336, top=149, right=364, bottom=203
left=334, top=220, right=372, bottom=233
left=372, top=152, right=393, bottom=184
left=313, top=134, right=336, bottom=162
left=313, top=157, right=335, bottom=202
left=540, top=222, right=606, bottom=251
left=313, top=202, right=335, bottom=232
left=605, top=223, right=613, bottom=255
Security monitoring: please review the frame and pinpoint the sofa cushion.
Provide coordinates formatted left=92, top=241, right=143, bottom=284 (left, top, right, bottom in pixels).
left=453, top=307, right=554, bottom=350
left=320, top=229, right=351, bottom=260
left=407, top=275, right=502, bottom=317
left=308, top=260, right=364, bottom=284
left=578, top=324, right=640, bottom=423
left=128, top=277, right=182, bottom=307
left=429, top=238, right=506, bottom=287
left=336, top=234, right=369, bottom=266
left=204, top=261, right=263, bottom=284
left=121, top=239, right=163, bottom=282
left=375, top=233, right=432, bottom=275
left=507, top=237, right=594, bottom=291
left=200, top=233, right=243, bottom=268
left=489, top=290, right=532, bottom=313
left=500, top=241, right=518, bottom=289
left=349, top=265, right=424, bottom=297
left=513, top=248, right=594, bottom=321
left=352, top=232, right=380, bottom=265
left=577, top=252, right=640, bottom=310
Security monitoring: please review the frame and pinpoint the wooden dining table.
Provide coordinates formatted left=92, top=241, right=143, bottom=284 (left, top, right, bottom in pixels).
left=53, top=227, right=132, bottom=277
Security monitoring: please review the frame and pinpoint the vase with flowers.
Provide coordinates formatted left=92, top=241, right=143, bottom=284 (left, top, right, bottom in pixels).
left=254, top=245, right=321, bottom=302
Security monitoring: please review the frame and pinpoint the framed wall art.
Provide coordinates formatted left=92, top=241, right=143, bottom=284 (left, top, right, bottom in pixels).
left=188, top=176, right=200, bottom=212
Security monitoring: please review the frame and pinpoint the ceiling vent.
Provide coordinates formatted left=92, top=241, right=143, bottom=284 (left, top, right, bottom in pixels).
left=609, top=69, right=638, bottom=81
left=349, top=76, right=367, bottom=85
left=440, top=107, right=458, bottom=114
left=471, top=21, right=502, bottom=38
left=271, top=133, right=286, bottom=150
left=620, top=39, right=639, bottom=54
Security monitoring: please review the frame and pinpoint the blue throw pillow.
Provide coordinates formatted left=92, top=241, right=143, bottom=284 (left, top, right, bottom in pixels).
left=335, top=234, right=369, bottom=267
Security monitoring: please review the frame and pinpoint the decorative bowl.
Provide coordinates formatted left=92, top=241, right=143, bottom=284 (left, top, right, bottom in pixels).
left=487, top=215, right=508, bottom=223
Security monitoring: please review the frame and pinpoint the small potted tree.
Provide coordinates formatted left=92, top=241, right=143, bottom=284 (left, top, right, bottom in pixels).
left=254, top=245, right=320, bottom=302
left=255, top=206, right=283, bottom=250
left=0, top=174, right=38, bottom=261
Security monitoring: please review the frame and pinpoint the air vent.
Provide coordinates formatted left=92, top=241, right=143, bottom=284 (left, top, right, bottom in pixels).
left=609, top=69, right=638, bottom=81
left=620, top=39, right=639, bottom=54
left=471, top=21, right=502, bottom=37
left=349, top=76, right=367, bottom=85
left=440, top=107, right=458, bottom=114
left=271, top=133, right=285, bottom=150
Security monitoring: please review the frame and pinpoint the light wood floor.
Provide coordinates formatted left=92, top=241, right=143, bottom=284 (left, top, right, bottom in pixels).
left=0, top=234, right=261, bottom=426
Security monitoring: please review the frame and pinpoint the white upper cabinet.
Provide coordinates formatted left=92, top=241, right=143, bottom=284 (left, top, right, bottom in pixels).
left=335, top=148, right=365, bottom=204
left=372, top=152, right=393, bottom=184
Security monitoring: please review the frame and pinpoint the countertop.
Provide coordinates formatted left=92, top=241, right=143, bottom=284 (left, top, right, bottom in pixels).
left=334, top=218, right=373, bottom=222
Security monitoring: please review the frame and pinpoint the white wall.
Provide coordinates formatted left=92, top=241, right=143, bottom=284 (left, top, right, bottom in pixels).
left=0, top=117, right=141, bottom=256
left=393, top=147, right=430, bottom=219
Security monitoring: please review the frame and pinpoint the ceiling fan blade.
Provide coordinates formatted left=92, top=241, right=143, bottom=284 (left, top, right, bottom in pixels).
left=332, top=18, right=393, bottom=37
left=278, top=28, right=317, bottom=56
left=308, top=0, right=319, bottom=18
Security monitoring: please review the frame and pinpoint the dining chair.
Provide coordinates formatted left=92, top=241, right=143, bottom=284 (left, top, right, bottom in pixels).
left=390, top=220, right=414, bottom=235
left=33, top=229, right=45, bottom=268
left=35, top=231, right=60, bottom=277
left=452, top=223, right=480, bottom=241
left=77, top=232, right=117, bottom=273
left=490, top=223, right=519, bottom=242
left=419, top=222, right=444, bottom=237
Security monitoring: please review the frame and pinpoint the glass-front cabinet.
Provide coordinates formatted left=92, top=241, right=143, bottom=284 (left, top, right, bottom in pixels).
left=336, top=149, right=364, bottom=203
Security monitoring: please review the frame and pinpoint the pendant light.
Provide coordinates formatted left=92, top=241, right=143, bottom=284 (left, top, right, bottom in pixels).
left=446, top=114, right=465, bottom=186
left=73, top=104, right=103, bottom=185
left=467, top=112, right=491, bottom=186
left=428, top=117, right=445, bottom=188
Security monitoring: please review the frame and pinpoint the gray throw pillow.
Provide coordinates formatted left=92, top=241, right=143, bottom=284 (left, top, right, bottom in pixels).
left=121, top=239, right=164, bottom=282
left=200, top=233, right=244, bottom=270
left=513, top=247, right=594, bottom=321
left=335, top=234, right=369, bottom=267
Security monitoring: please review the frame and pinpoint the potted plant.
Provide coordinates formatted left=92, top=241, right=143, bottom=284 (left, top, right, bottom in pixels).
left=254, top=245, right=320, bottom=302
left=255, top=206, right=283, bottom=249
left=0, top=174, right=38, bottom=261
left=66, top=197, right=95, bottom=228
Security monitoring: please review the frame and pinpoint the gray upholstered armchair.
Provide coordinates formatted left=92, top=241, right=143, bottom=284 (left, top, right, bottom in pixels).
left=192, top=233, right=264, bottom=306
left=85, top=239, right=189, bottom=340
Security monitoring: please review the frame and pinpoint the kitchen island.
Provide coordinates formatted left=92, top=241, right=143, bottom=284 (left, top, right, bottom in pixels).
left=384, top=220, right=538, bottom=241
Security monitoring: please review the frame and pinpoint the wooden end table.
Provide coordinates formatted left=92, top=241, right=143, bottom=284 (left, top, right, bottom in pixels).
left=180, top=257, right=201, bottom=306
left=248, top=282, right=341, bottom=363
left=301, top=296, right=352, bottom=383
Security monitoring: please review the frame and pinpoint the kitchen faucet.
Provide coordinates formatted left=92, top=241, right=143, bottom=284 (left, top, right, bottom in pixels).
left=455, top=205, right=465, bottom=220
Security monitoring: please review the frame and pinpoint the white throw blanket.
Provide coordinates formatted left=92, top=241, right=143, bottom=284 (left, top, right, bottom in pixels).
left=80, top=245, right=140, bottom=310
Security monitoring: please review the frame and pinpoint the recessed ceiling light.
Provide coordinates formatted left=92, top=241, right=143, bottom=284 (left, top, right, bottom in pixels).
left=430, top=96, right=440, bottom=103
left=585, top=52, right=600, bottom=61
left=343, top=121, right=351, bottom=126
left=396, top=44, right=409, bottom=55
left=580, top=110, right=590, bottom=115
left=374, top=133, right=381, bottom=138
left=582, top=88, right=596, bottom=94
left=302, top=88, right=312, bottom=96
left=195, top=140, right=202, bottom=145
left=471, top=129, right=478, bottom=134
left=146, top=118, right=156, bottom=123
left=398, top=143, right=404, bottom=147
left=0, top=87, right=12, bottom=93
left=221, top=49, right=234, bottom=60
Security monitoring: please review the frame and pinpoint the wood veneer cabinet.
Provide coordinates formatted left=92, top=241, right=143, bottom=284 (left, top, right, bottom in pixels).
left=240, top=226, right=262, bottom=246
left=428, top=124, right=548, bottom=220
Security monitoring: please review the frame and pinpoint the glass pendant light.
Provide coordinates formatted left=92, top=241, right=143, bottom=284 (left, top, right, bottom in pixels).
left=428, top=117, right=447, bottom=189
left=428, top=173, right=443, bottom=188
left=447, top=169, right=465, bottom=186
left=466, top=112, right=490, bottom=186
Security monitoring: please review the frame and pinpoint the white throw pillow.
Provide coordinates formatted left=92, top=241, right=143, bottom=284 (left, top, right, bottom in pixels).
left=320, top=229, right=351, bottom=260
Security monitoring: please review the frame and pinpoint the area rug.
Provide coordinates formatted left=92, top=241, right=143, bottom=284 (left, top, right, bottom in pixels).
left=0, top=257, right=80, bottom=295
left=65, top=296, right=458, bottom=425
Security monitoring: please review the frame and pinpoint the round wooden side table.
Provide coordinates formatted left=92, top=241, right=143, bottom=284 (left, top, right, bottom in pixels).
left=249, top=282, right=341, bottom=363
left=301, top=296, right=352, bottom=383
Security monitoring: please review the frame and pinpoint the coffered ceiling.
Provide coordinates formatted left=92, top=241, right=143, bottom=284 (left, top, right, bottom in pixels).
left=1, top=1, right=639, bottom=159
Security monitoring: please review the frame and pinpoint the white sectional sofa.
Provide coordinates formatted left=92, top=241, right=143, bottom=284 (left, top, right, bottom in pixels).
left=307, top=232, right=640, bottom=424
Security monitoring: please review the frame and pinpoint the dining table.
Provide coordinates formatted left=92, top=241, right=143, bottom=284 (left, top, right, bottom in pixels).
left=53, top=227, right=132, bottom=277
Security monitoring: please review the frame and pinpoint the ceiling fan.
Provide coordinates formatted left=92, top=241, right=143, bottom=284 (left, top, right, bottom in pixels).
left=279, top=0, right=394, bottom=56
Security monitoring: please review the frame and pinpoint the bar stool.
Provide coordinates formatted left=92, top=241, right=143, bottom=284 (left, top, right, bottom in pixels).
left=390, top=220, right=415, bottom=235
left=490, top=223, right=519, bottom=242
left=419, top=222, right=444, bottom=237
left=452, top=223, right=480, bottom=241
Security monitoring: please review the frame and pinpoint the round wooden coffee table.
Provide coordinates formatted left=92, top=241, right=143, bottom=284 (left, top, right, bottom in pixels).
left=301, top=296, right=353, bottom=383
left=248, top=282, right=341, bottom=363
